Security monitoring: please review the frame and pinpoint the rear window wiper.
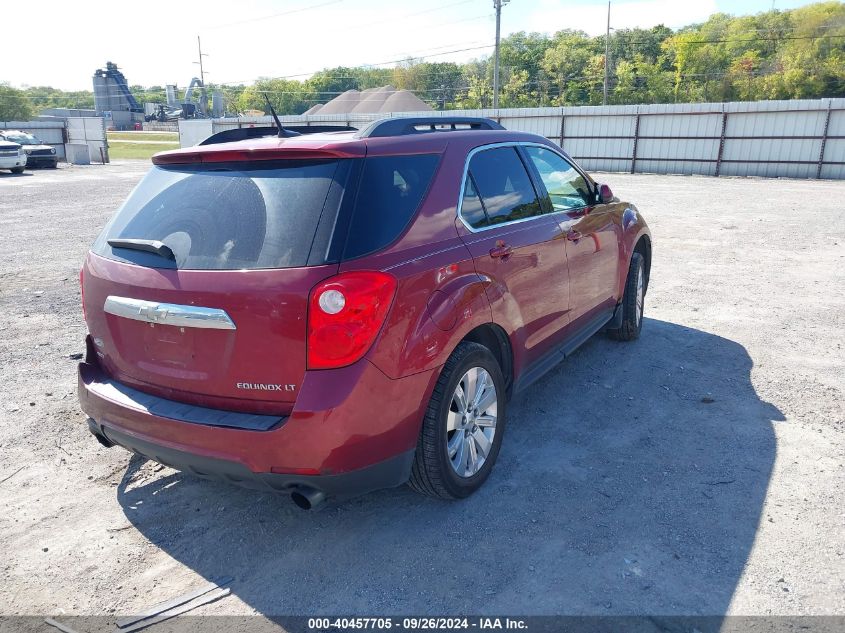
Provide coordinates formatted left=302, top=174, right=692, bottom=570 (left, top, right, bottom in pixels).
left=107, top=238, right=175, bottom=261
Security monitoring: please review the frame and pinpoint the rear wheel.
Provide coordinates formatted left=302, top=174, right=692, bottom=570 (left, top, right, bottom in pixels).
left=409, top=342, right=506, bottom=499
left=608, top=252, right=645, bottom=341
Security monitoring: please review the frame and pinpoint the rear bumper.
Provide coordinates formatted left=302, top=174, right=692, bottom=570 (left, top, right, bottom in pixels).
left=87, top=418, right=414, bottom=497
left=79, top=358, right=439, bottom=498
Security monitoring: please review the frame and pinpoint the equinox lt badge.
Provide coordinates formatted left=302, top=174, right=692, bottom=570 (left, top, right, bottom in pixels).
left=236, top=382, right=296, bottom=392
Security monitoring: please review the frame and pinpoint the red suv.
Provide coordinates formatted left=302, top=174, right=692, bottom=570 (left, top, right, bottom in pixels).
left=79, top=117, right=651, bottom=509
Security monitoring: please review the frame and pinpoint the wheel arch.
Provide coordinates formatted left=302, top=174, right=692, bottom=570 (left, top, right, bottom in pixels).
left=460, top=323, right=514, bottom=398
left=633, top=234, right=652, bottom=293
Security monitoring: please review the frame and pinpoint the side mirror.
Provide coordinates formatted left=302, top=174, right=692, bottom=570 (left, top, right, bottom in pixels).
left=597, top=183, right=614, bottom=204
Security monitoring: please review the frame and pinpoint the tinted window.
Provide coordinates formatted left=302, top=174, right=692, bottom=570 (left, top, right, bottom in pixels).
left=343, top=154, right=439, bottom=259
left=461, top=175, right=488, bottom=229
left=467, top=147, right=541, bottom=226
left=525, top=146, right=592, bottom=211
left=93, top=161, right=344, bottom=270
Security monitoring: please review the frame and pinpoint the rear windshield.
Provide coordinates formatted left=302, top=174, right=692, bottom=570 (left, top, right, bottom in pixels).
left=93, top=154, right=439, bottom=270
left=93, top=160, right=346, bottom=270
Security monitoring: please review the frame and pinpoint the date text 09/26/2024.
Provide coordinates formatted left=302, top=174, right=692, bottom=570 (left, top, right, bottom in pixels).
left=307, top=618, right=528, bottom=630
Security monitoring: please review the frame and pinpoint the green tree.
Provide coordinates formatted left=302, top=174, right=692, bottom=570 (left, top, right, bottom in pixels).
left=19, top=86, right=94, bottom=111
left=611, top=25, right=674, bottom=68
left=238, top=78, right=309, bottom=115
left=305, top=66, right=362, bottom=103
left=130, top=85, right=165, bottom=107
left=396, top=62, right=463, bottom=109
left=0, top=84, right=33, bottom=121
left=500, top=31, right=552, bottom=82
left=500, top=70, right=533, bottom=107
left=499, top=31, right=556, bottom=104
left=767, top=1, right=845, bottom=99
left=541, top=30, right=593, bottom=104
left=455, top=59, right=492, bottom=109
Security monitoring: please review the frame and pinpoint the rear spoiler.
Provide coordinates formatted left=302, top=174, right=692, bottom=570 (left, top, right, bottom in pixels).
left=198, top=125, right=357, bottom=146
left=152, top=143, right=366, bottom=166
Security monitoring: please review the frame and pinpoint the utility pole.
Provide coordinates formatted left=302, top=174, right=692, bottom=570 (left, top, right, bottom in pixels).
left=603, top=1, right=610, bottom=105
left=492, top=0, right=509, bottom=110
left=196, top=36, right=208, bottom=86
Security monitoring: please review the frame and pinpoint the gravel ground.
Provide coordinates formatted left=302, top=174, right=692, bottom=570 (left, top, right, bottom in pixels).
left=0, top=162, right=842, bottom=623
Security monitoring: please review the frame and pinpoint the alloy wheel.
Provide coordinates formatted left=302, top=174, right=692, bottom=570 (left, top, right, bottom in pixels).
left=635, top=265, right=644, bottom=325
left=446, top=367, right=498, bottom=478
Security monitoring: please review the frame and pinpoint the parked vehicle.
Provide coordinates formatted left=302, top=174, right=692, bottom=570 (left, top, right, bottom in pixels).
left=78, top=117, right=651, bottom=509
left=0, top=140, right=27, bottom=173
left=0, top=130, right=58, bottom=168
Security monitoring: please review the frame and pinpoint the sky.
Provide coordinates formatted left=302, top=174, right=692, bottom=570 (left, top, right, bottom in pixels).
left=2, top=0, right=824, bottom=91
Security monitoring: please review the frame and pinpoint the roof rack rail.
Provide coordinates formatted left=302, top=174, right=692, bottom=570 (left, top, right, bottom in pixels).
left=357, top=116, right=505, bottom=139
left=199, top=125, right=357, bottom=146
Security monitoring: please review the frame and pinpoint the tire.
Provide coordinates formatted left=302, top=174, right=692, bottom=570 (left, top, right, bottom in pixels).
left=409, top=341, right=507, bottom=499
left=608, top=252, right=645, bottom=342
left=11, top=167, right=24, bottom=174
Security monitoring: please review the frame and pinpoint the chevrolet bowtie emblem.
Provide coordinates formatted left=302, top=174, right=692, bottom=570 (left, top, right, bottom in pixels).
left=138, top=304, right=169, bottom=322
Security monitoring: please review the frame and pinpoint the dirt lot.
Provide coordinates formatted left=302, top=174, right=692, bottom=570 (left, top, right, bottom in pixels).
left=0, top=162, right=842, bottom=624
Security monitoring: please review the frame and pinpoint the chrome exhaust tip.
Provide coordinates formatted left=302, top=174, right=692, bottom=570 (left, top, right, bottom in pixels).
left=290, top=487, right=326, bottom=510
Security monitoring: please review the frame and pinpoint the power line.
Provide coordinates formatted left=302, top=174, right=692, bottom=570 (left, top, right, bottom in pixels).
left=343, top=0, right=478, bottom=31
left=678, top=33, right=845, bottom=44
left=202, top=0, right=345, bottom=31
left=216, top=43, right=496, bottom=86
left=213, top=13, right=494, bottom=85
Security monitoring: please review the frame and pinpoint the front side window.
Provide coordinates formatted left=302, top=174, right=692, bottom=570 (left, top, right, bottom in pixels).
left=460, top=175, right=488, bottom=229
left=524, top=146, right=592, bottom=212
left=463, top=147, right=542, bottom=227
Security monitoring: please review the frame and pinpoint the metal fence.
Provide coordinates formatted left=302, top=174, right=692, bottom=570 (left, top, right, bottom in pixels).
left=179, top=98, right=845, bottom=179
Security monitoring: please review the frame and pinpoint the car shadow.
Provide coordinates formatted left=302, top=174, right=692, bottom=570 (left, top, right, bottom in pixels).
left=0, top=171, right=33, bottom=178
left=116, top=318, right=783, bottom=616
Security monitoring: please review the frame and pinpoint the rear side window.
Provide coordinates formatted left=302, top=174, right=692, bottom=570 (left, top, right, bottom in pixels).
left=342, top=154, right=440, bottom=260
left=464, top=147, right=541, bottom=227
left=93, top=161, right=346, bottom=270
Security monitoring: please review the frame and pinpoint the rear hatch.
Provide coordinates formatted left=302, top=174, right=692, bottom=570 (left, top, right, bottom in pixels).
left=83, top=157, right=358, bottom=414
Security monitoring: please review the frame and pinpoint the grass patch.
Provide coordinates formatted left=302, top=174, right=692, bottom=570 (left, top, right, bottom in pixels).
left=108, top=142, right=177, bottom=160
left=107, top=131, right=179, bottom=142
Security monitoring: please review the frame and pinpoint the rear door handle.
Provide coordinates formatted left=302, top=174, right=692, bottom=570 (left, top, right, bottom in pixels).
left=566, top=229, right=582, bottom=242
left=489, top=241, right=513, bottom=259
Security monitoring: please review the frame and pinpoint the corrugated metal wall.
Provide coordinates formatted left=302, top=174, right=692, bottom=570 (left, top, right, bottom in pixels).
left=181, top=98, right=845, bottom=179
left=0, top=120, right=67, bottom=160
left=67, top=117, right=109, bottom=163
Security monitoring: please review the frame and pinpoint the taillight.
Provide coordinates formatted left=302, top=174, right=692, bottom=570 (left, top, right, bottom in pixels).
left=79, top=266, right=86, bottom=321
left=307, top=271, right=397, bottom=370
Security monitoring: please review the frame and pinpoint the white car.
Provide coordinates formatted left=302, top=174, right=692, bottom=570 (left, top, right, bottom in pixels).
left=0, top=140, right=27, bottom=173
